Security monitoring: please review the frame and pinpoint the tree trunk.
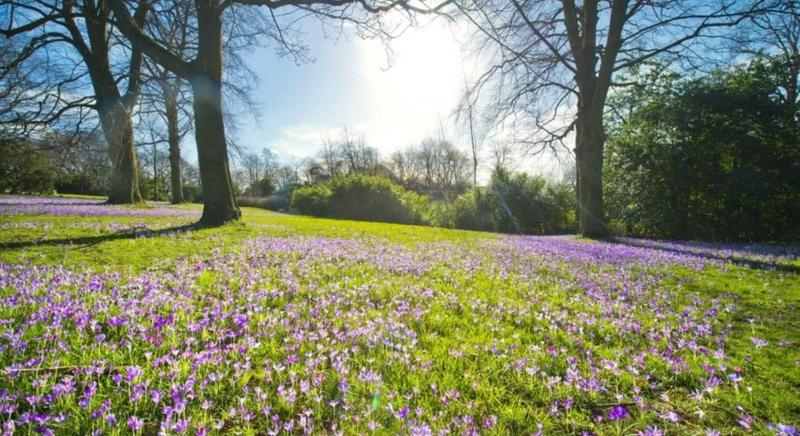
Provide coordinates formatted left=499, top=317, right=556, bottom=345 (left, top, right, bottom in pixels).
left=575, top=109, right=607, bottom=238
left=468, top=103, right=478, bottom=187
left=163, top=84, right=185, bottom=204
left=100, top=98, right=142, bottom=204
left=192, top=5, right=240, bottom=226
left=152, top=142, right=159, bottom=201
left=83, top=8, right=142, bottom=205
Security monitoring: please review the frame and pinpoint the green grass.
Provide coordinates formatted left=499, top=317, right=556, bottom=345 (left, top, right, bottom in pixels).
left=0, top=206, right=493, bottom=270
left=0, top=204, right=798, bottom=434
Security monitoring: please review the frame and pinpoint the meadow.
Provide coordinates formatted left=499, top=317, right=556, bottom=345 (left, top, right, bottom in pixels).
left=0, top=195, right=798, bottom=435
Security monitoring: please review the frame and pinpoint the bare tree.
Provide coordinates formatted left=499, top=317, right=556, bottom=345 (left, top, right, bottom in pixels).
left=734, top=0, right=799, bottom=113
left=315, top=128, right=381, bottom=176
left=401, top=137, right=470, bottom=196
left=457, top=79, right=483, bottom=186
left=138, top=69, right=194, bottom=202
left=261, top=147, right=281, bottom=180
left=336, top=129, right=380, bottom=175
left=387, top=149, right=413, bottom=182
left=490, top=141, right=513, bottom=171
left=137, top=0, right=260, bottom=204
left=457, top=0, right=771, bottom=236
left=239, top=151, right=264, bottom=194
left=2, top=0, right=151, bottom=203
left=137, top=0, right=196, bottom=204
left=45, top=129, right=113, bottom=194
left=137, top=136, right=172, bottom=200
left=319, top=137, right=344, bottom=177
left=109, top=0, right=449, bottom=226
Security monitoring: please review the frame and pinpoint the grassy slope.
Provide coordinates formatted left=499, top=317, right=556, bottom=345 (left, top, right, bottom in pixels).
left=1, top=205, right=798, bottom=433
left=0, top=205, right=489, bottom=270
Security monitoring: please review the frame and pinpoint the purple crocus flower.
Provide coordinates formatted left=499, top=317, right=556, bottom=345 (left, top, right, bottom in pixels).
left=607, top=406, right=629, bottom=421
left=770, top=424, right=800, bottom=436
left=638, top=427, right=664, bottom=436
left=128, top=416, right=143, bottom=432
left=173, top=419, right=189, bottom=434
left=125, top=366, right=142, bottom=383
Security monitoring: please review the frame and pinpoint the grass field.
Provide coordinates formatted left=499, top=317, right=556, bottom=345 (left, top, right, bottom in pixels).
left=1, top=195, right=798, bottom=435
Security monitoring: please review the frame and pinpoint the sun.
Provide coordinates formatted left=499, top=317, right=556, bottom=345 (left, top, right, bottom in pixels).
left=358, top=18, right=472, bottom=150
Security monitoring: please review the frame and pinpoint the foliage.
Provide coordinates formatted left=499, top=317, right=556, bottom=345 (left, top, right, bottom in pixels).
left=256, top=177, right=275, bottom=196
left=0, top=138, right=57, bottom=194
left=437, top=167, right=576, bottom=235
left=605, top=59, right=800, bottom=241
left=54, top=173, right=107, bottom=197
left=443, top=188, right=494, bottom=231
left=291, top=174, right=426, bottom=224
left=236, top=194, right=289, bottom=211
left=290, top=182, right=332, bottom=217
left=181, top=184, right=203, bottom=203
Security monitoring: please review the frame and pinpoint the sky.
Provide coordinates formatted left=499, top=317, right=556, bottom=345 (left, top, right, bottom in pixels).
left=223, top=14, right=568, bottom=181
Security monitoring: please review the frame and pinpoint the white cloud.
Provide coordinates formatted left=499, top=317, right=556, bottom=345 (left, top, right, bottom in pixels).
left=262, top=123, right=342, bottom=161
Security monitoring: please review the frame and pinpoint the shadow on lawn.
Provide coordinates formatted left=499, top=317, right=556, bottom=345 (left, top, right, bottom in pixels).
left=605, top=237, right=800, bottom=274
left=1, top=223, right=198, bottom=250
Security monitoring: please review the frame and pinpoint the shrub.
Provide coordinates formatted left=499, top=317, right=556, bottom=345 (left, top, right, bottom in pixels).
left=291, top=183, right=332, bottom=217
left=236, top=194, right=289, bottom=211
left=435, top=168, right=576, bottom=235
left=54, top=173, right=107, bottom=196
left=604, top=60, right=800, bottom=241
left=291, top=174, right=426, bottom=224
left=0, top=138, right=57, bottom=194
left=256, top=178, right=276, bottom=196
left=447, top=188, right=493, bottom=231
left=182, top=185, right=203, bottom=203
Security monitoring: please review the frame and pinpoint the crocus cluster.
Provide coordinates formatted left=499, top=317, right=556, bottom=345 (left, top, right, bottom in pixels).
left=0, top=195, right=199, bottom=218
left=0, top=199, right=795, bottom=434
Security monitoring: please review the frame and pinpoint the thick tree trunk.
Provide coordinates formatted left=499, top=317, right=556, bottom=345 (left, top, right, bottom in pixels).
left=163, top=85, right=185, bottom=204
left=82, top=8, right=143, bottom=205
left=192, top=6, right=240, bottom=226
left=99, top=98, right=142, bottom=204
left=574, top=110, right=607, bottom=238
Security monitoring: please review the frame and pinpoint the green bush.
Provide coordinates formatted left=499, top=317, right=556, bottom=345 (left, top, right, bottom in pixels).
left=54, top=173, right=108, bottom=196
left=291, top=183, right=332, bottom=217
left=0, top=138, right=57, bottom=194
left=290, top=171, right=574, bottom=234
left=291, top=174, right=426, bottom=224
left=236, top=194, right=289, bottom=211
left=447, top=188, right=493, bottom=231
left=436, top=168, right=576, bottom=235
left=182, top=184, right=203, bottom=203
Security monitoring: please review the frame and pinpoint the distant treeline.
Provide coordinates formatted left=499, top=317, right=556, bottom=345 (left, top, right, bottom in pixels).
left=3, top=58, right=798, bottom=241
left=0, top=132, right=204, bottom=203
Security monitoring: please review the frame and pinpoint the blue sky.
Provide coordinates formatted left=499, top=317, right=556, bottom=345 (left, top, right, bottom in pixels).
left=206, top=15, right=568, bottom=180
left=231, top=17, right=467, bottom=159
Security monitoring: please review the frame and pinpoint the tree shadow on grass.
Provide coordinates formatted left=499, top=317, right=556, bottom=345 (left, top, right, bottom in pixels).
left=603, top=237, right=800, bottom=274
left=1, top=223, right=199, bottom=250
